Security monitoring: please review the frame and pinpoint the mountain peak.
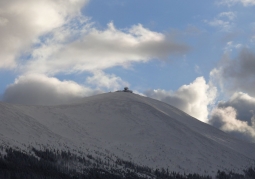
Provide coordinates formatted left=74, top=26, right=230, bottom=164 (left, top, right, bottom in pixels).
left=0, top=92, right=255, bottom=175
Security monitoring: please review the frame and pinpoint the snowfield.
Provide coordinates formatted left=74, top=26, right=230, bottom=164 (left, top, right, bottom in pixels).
left=0, top=92, right=254, bottom=176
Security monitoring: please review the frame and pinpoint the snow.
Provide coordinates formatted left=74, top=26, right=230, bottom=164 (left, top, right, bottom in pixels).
left=0, top=92, right=255, bottom=176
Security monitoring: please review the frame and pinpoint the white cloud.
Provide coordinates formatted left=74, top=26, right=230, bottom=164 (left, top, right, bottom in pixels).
left=145, top=77, right=217, bottom=123
left=204, top=12, right=236, bottom=32
left=86, top=71, right=129, bottom=91
left=0, top=0, right=189, bottom=76
left=205, top=19, right=231, bottom=32
left=0, top=0, right=190, bottom=107
left=218, top=0, right=255, bottom=6
left=206, top=19, right=230, bottom=30
left=0, top=0, right=88, bottom=69
left=195, top=65, right=202, bottom=74
left=3, top=73, right=99, bottom=105
left=210, top=92, right=255, bottom=142
left=224, top=41, right=243, bottom=52
left=219, top=12, right=236, bottom=20
left=24, top=22, right=189, bottom=75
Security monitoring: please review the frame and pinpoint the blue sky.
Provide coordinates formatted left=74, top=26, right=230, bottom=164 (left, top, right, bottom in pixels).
left=1, top=0, right=255, bottom=141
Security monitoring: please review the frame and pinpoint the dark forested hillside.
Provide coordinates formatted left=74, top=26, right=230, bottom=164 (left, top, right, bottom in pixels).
left=0, top=147, right=255, bottom=179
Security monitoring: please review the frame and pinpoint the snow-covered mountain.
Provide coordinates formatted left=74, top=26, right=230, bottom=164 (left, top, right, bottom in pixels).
left=0, top=92, right=254, bottom=176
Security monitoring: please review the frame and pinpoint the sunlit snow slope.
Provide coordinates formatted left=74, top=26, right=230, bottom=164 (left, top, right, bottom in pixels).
left=0, top=92, right=255, bottom=175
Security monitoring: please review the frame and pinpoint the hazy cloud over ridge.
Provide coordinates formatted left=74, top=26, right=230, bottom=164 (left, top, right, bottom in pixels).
left=3, top=74, right=100, bottom=105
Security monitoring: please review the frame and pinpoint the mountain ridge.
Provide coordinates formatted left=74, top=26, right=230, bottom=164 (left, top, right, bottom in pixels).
left=0, top=92, right=254, bottom=175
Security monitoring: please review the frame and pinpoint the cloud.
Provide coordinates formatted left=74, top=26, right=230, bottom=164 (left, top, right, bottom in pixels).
left=145, top=77, right=217, bottom=122
left=209, top=92, right=255, bottom=142
left=218, top=12, right=236, bottom=20
left=210, top=48, right=255, bottom=97
left=3, top=74, right=99, bottom=105
left=24, top=22, right=189, bottom=75
left=0, top=0, right=88, bottom=69
left=204, top=12, right=236, bottom=32
left=206, top=19, right=232, bottom=31
left=223, top=41, right=243, bottom=52
left=0, top=0, right=190, bottom=106
left=208, top=46, right=255, bottom=141
left=195, top=65, right=202, bottom=74
left=86, top=71, right=129, bottom=91
left=218, top=0, right=255, bottom=6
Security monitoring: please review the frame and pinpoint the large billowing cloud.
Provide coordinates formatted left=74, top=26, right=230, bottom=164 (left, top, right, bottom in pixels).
left=208, top=48, right=255, bottom=142
left=145, top=77, right=217, bottom=123
left=24, top=22, right=189, bottom=75
left=209, top=92, right=255, bottom=142
left=3, top=74, right=100, bottom=105
left=210, top=49, right=255, bottom=97
left=0, top=0, right=88, bottom=69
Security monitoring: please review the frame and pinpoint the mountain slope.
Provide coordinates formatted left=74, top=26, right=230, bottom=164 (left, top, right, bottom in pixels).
left=0, top=92, right=254, bottom=175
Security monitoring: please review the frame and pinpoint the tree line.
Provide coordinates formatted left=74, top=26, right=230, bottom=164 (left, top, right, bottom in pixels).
left=0, top=147, right=254, bottom=179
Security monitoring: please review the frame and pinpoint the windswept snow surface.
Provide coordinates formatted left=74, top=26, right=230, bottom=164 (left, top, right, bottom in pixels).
left=0, top=92, right=255, bottom=175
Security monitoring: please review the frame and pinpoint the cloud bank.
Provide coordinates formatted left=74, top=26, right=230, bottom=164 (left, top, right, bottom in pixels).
left=3, top=74, right=100, bottom=105
left=145, top=77, right=217, bottom=123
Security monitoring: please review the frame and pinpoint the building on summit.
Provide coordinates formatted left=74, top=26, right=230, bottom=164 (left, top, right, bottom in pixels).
left=116, top=87, right=133, bottom=93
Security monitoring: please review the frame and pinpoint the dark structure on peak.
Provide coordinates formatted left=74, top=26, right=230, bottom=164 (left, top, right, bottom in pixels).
left=116, top=87, right=133, bottom=93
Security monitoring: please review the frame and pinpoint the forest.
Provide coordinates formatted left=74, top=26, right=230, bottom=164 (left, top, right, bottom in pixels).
left=0, top=147, right=254, bottom=179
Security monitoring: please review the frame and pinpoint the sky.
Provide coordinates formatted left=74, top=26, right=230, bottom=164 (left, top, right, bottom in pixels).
left=0, top=0, right=255, bottom=142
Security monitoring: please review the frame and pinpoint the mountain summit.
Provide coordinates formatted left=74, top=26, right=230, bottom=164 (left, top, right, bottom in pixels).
left=0, top=92, right=254, bottom=175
